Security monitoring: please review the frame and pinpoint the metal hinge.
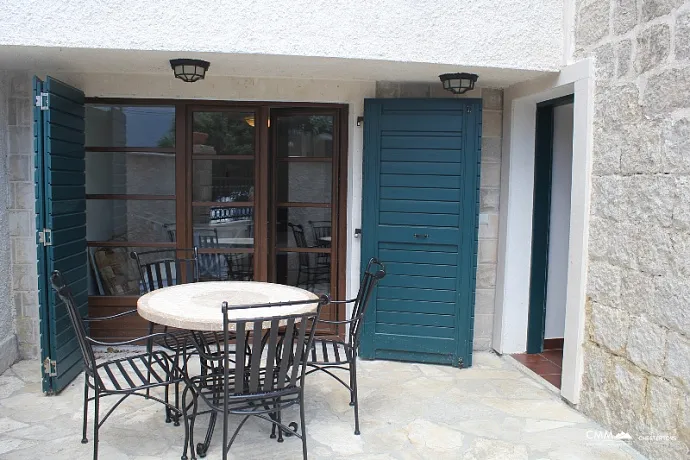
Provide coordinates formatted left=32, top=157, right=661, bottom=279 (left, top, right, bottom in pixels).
left=35, top=92, right=49, bottom=110
left=466, top=106, right=472, bottom=114
left=43, top=357, right=57, bottom=377
left=356, top=116, right=364, bottom=127
left=39, top=228, right=52, bottom=246
left=458, top=357, right=464, bottom=368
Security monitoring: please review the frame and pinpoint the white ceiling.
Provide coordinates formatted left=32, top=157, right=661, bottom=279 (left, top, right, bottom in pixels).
left=0, top=46, right=553, bottom=87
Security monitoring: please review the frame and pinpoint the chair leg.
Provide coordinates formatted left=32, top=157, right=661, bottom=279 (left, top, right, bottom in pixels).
left=299, top=393, right=308, bottom=460
left=351, top=359, right=360, bottom=435
left=82, top=376, right=89, bottom=444
left=93, top=389, right=100, bottom=460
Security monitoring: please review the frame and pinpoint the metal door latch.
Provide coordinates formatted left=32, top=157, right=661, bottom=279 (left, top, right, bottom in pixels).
left=39, top=228, right=52, bottom=246
left=354, top=228, right=362, bottom=238
left=413, top=233, right=429, bottom=239
left=43, top=357, right=57, bottom=376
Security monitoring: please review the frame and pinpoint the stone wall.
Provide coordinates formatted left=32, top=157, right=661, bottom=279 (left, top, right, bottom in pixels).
left=0, top=72, right=20, bottom=373
left=375, top=83, right=502, bottom=350
left=574, top=1, right=690, bottom=458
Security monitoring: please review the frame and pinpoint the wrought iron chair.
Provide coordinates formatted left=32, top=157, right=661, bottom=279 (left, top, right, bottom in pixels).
left=181, top=296, right=329, bottom=460
left=50, top=271, right=185, bottom=460
left=304, top=257, right=386, bottom=435
left=227, top=253, right=254, bottom=280
left=308, top=220, right=331, bottom=278
left=288, top=222, right=329, bottom=290
left=195, top=229, right=227, bottom=281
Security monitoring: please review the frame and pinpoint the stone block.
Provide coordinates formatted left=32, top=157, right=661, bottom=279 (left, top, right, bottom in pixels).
left=481, top=88, right=503, bottom=111
left=580, top=342, right=614, bottom=425
left=620, top=269, right=656, bottom=316
left=614, top=0, right=638, bottom=35
left=645, top=376, right=681, bottom=435
left=475, top=263, right=496, bottom=288
left=375, top=81, right=399, bottom=98
left=590, top=303, right=630, bottom=353
left=592, top=123, right=622, bottom=175
left=619, top=122, right=664, bottom=174
left=615, top=39, right=632, bottom=78
left=8, top=211, right=32, bottom=236
left=8, top=155, right=30, bottom=182
left=480, top=162, right=500, bottom=187
left=594, top=43, right=615, bottom=80
left=663, top=116, right=690, bottom=174
left=481, top=137, right=501, bottom=163
left=644, top=67, right=690, bottom=115
left=399, top=83, right=430, bottom=98
left=641, top=0, right=684, bottom=21
left=665, top=332, right=690, bottom=390
left=590, top=176, right=623, bottom=221
left=587, top=218, right=638, bottom=269
left=676, top=11, right=690, bottom=61
left=12, top=182, right=34, bottom=210
left=620, top=175, right=674, bottom=226
left=429, top=82, right=453, bottom=98
left=626, top=316, right=667, bottom=375
left=576, top=0, right=610, bottom=47
left=474, top=289, right=495, bottom=315
left=8, top=126, right=31, bottom=154
left=473, top=313, right=494, bottom=339
left=12, top=264, right=37, bottom=292
left=669, top=230, right=690, bottom=277
left=11, top=237, right=36, bottom=265
left=587, top=261, right=621, bottom=308
left=480, top=188, right=499, bottom=213
left=8, top=98, right=32, bottom=127
left=595, top=83, right=642, bottom=125
left=607, top=358, right=648, bottom=433
left=478, top=213, right=499, bottom=239
left=10, top=73, right=29, bottom=95
left=477, top=239, right=497, bottom=264
left=635, top=24, right=671, bottom=74
left=653, top=275, right=690, bottom=334
left=481, top=110, right=502, bottom=138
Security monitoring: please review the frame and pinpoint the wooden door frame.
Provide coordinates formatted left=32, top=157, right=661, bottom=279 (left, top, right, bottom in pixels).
left=84, top=98, right=349, bottom=338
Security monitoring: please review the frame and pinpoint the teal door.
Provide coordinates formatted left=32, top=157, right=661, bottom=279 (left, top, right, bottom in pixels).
left=359, top=98, right=482, bottom=368
left=34, top=76, right=87, bottom=394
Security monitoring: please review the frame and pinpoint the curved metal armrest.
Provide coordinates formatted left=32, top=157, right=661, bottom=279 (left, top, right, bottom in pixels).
left=86, top=331, right=180, bottom=348
left=328, top=298, right=357, bottom=305
left=83, top=309, right=138, bottom=322
left=317, top=318, right=355, bottom=325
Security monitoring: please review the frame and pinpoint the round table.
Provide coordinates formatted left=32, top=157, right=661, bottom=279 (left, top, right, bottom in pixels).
left=137, top=281, right=320, bottom=331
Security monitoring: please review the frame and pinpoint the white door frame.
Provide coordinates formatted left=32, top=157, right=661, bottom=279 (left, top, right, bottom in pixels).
left=493, top=59, right=595, bottom=404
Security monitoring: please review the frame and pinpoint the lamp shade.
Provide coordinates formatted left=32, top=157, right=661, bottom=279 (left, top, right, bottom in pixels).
left=170, top=59, right=210, bottom=83
left=439, top=73, right=479, bottom=95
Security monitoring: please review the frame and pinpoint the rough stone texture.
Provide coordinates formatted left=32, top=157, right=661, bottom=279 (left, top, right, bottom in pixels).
left=0, top=72, right=20, bottom=374
left=376, top=83, right=502, bottom=351
left=0, top=354, right=647, bottom=459
left=574, top=0, right=690, bottom=458
left=635, top=24, right=671, bottom=74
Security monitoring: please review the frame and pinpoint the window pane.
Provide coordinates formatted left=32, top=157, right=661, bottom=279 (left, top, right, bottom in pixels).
left=86, top=151, right=175, bottom=195
left=276, top=161, right=332, bottom=203
left=193, top=159, right=254, bottom=202
left=277, top=208, right=331, bottom=248
left=86, top=200, right=175, bottom=242
left=85, top=105, right=175, bottom=148
left=275, top=252, right=330, bottom=296
left=88, top=246, right=194, bottom=296
left=198, top=252, right=254, bottom=281
left=192, top=111, right=255, bottom=156
left=192, top=207, right=254, bottom=249
left=275, top=115, right=333, bottom=158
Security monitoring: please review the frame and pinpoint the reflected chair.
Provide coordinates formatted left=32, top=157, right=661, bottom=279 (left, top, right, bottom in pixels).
left=50, top=271, right=185, bottom=460
left=304, top=258, right=386, bottom=435
left=288, top=223, right=330, bottom=291
left=181, top=296, right=329, bottom=460
left=195, top=229, right=227, bottom=281
left=227, top=253, right=254, bottom=280
left=308, top=220, right=331, bottom=283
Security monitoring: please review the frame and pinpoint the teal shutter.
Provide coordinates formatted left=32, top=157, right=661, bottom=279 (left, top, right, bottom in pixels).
left=34, top=76, right=87, bottom=394
left=359, top=99, right=482, bottom=368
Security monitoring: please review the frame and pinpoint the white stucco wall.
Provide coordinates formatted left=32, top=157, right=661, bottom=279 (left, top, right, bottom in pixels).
left=1, top=0, right=564, bottom=72
left=544, top=102, right=573, bottom=339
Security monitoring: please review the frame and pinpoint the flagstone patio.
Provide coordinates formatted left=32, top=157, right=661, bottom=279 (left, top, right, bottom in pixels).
left=0, top=352, right=645, bottom=460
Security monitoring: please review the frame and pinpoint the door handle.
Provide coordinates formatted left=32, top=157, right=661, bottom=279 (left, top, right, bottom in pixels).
left=413, top=233, right=429, bottom=239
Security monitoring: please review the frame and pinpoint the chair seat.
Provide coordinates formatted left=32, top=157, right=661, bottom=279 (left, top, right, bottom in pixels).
left=95, top=351, right=181, bottom=393
left=308, top=339, right=351, bottom=365
left=152, top=328, right=224, bottom=352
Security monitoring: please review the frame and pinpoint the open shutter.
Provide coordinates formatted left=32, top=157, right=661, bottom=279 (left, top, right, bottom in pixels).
left=34, top=76, right=87, bottom=394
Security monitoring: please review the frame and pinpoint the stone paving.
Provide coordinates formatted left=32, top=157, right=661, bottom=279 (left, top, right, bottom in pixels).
left=0, top=352, right=646, bottom=459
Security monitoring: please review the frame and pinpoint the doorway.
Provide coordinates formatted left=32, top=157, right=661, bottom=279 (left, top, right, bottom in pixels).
left=85, top=101, right=348, bottom=340
left=512, top=95, right=574, bottom=389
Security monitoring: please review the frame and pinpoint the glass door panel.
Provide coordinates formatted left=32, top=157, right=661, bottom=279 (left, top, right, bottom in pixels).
left=190, top=109, right=256, bottom=280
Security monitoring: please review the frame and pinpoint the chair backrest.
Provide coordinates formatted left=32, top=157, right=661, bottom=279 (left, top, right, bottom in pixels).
left=227, top=253, right=254, bottom=281
left=349, top=258, right=386, bottom=349
left=308, top=220, right=331, bottom=246
left=130, top=248, right=200, bottom=293
left=50, top=271, right=98, bottom=379
left=189, top=296, right=329, bottom=412
left=288, top=223, right=311, bottom=267
left=195, top=229, right=226, bottom=280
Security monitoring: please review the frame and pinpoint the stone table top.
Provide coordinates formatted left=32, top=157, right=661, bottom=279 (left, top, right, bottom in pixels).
left=137, top=281, right=319, bottom=331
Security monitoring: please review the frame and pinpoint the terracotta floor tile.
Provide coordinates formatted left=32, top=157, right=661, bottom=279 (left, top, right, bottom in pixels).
left=541, top=373, right=562, bottom=388
left=511, top=353, right=549, bottom=365
left=541, top=350, right=563, bottom=367
left=526, top=360, right=562, bottom=375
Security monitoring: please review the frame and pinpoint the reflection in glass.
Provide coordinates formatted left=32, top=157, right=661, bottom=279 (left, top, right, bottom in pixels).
left=276, top=252, right=330, bottom=295
left=86, top=152, right=175, bottom=195
left=190, top=209, right=254, bottom=248
left=192, top=112, right=255, bottom=156
left=85, top=105, right=175, bottom=148
left=192, top=159, right=254, bottom=202
left=275, top=115, right=334, bottom=157
left=277, top=208, right=330, bottom=248
left=276, top=161, right=332, bottom=203
left=86, top=200, right=175, bottom=243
